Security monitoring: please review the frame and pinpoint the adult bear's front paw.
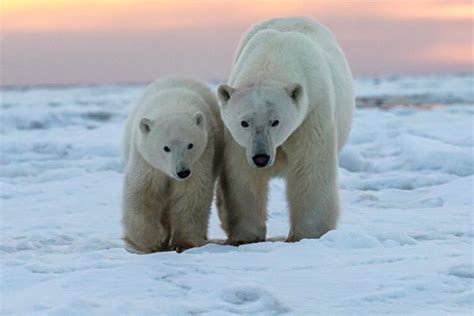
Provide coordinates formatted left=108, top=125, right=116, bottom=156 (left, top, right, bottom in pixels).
left=286, top=226, right=332, bottom=242
left=226, top=225, right=267, bottom=246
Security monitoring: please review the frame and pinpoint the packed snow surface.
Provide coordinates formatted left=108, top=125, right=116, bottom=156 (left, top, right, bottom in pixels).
left=1, top=74, right=473, bottom=315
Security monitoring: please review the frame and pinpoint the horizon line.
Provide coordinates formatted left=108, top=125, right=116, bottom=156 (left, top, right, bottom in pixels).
left=1, top=71, right=473, bottom=90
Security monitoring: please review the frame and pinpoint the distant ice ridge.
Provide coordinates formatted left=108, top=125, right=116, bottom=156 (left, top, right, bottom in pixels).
left=1, top=74, right=473, bottom=134
left=355, top=73, right=474, bottom=104
left=0, top=85, right=143, bottom=133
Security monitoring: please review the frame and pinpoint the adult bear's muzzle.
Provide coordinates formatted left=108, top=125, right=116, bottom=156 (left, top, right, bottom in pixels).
left=248, top=131, right=274, bottom=168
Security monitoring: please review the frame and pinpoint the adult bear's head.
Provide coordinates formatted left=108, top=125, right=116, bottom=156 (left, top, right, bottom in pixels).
left=217, top=82, right=307, bottom=168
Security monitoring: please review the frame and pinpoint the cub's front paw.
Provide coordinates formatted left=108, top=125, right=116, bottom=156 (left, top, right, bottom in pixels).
left=224, top=237, right=265, bottom=246
left=123, top=236, right=163, bottom=254
left=286, top=231, right=306, bottom=243
left=285, top=236, right=300, bottom=243
left=171, top=241, right=195, bottom=253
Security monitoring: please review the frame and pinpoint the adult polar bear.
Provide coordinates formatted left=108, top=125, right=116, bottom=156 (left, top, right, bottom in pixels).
left=217, top=17, right=354, bottom=244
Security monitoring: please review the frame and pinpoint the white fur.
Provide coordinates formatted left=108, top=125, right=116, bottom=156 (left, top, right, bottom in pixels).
left=122, top=77, right=223, bottom=252
left=217, top=16, right=354, bottom=244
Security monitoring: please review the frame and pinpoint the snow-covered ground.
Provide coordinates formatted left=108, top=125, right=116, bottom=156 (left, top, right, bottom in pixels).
left=1, top=74, right=473, bottom=315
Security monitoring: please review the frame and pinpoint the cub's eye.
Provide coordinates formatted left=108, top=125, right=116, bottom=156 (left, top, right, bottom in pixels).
left=241, top=121, right=249, bottom=128
left=188, top=143, right=193, bottom=149
left=271, top=120, right=280, bottom=127
left=163, top=146, right=170, bottom=152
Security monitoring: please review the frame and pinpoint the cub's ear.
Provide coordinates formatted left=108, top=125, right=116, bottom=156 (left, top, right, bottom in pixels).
left=193, top=112, right=206, bottom=129
left=217, top=84, right=235, bottom=106
left=285, top=83, right=304, bottom=105
left=139, top=118, right=153, bottom=134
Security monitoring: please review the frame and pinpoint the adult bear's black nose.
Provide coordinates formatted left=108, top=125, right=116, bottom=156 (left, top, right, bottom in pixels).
left=252, top=154, right=270, bottom=167
left=177, top=169, right=191, bottom=179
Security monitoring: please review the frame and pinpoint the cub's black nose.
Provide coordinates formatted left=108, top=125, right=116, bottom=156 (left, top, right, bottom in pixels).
left=252, top=154, right=270, bottom=167
left=177, top=170, right=191, bottom=179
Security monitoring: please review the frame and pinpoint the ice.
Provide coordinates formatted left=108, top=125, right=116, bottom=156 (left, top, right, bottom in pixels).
left=1, top=74, right=473, bottom=314
left=356, top=73, right=474, bottom=105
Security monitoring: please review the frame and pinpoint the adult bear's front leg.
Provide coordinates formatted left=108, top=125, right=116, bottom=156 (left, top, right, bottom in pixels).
left=217, top=144, right=269, bottom=245
left=285, top=124, right=340, bottom=242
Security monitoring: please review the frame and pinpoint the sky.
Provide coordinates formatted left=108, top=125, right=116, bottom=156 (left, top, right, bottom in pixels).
left=0, top=0, right=473, bottom=86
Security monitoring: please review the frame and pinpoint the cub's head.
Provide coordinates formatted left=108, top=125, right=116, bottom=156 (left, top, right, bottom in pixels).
left=217, top=83, right=306, bottom=168
left=137, top=112, right=207, bottom=180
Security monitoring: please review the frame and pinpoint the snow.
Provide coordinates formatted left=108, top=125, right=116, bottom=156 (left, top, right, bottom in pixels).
left=1, top=74, right=473, bottom=315
left=355, top=73, right=474, bottom=104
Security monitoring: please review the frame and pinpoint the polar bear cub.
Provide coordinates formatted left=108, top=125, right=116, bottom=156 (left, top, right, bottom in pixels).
left=216, top=16, right=355, bottom=244
left=122, top=77, right=223, bottom=253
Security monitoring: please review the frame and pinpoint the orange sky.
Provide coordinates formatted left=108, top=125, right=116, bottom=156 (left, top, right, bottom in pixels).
left=1, top=0, right=473, bottom=85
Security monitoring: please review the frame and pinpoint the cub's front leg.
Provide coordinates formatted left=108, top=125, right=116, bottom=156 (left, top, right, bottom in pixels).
left=122, top=174, right=169, bottom=253
left=167, top=175, right=213, bottom=253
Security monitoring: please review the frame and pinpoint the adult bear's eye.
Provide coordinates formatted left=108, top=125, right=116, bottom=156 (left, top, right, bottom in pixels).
left=271, top=120, right=280, bottom=127
left=188, top=143, right=193, bottom=149
left=241, top=121, right=249, bottom=128
left=163, top=146, right=170, bottom=152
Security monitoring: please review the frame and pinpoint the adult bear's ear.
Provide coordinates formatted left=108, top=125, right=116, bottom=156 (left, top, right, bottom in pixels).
left=217, top=84, right=235, bottom=106
left=194, top=112, right=206, bottom=129
left=285, top=83, right=304, bottom=105
left=139, top=118, right=153, bottom=134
